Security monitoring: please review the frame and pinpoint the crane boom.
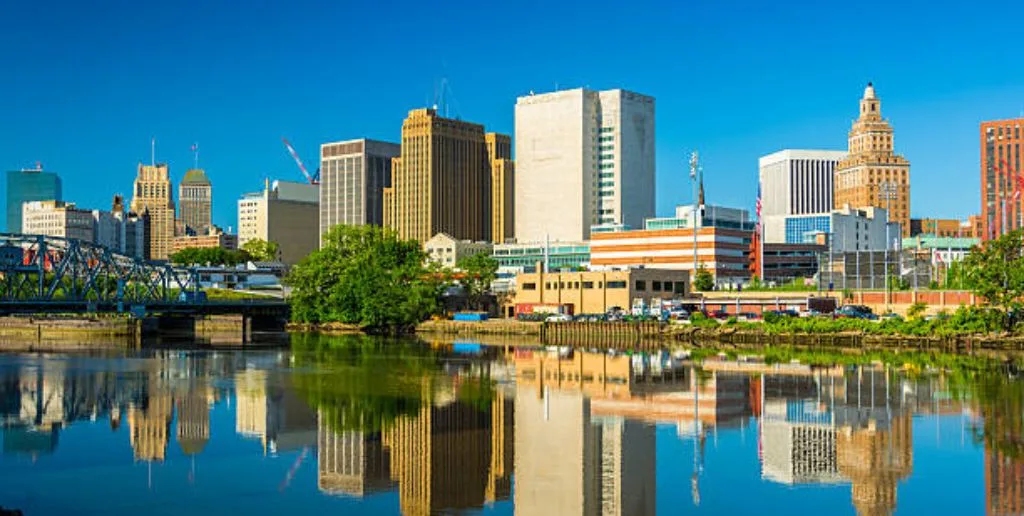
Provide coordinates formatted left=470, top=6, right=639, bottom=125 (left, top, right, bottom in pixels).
left=282, top=137, right=316, bottom=185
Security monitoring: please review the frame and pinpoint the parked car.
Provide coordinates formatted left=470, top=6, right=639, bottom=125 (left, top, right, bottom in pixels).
left=669, top=309, right=690, bottom=320
left=737, top=312, right=761, bottom=320
left=879, top=312, right=903, bottom=322
left=768, top=309, right=799, bottom=318
left=545, top=313, right=572, bottom=323
left=835, top=305, right=877, bottom=320
left=710, top=310, right=730, bottom=319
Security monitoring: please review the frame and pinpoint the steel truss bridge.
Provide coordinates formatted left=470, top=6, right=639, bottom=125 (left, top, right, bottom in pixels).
left=0, top=233, right=201, bottom=304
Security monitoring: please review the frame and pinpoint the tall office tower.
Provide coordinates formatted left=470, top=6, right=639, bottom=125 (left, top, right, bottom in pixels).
left=834, top=83, right=911, bottom=237
left=178, top=168, right=212, bottom=235
left=759, top=150, right=847, bottom=217
left=129, top=164, right=175, bottom=260
left=237, top=179, right=319, bottom=265
left=383, top=108, right=492, bottom=243
left=6, top=165, right=62, bottom=233
left=319, top=138, right=400, bottom=244
left=486, top=132, right=515, bottom=243
left=980, top=118, right=1024, bottom=240
left=514, top=88, right=655, bottom=242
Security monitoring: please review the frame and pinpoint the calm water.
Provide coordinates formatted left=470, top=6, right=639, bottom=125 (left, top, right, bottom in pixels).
left=0, top=335, right=1021, bottom=515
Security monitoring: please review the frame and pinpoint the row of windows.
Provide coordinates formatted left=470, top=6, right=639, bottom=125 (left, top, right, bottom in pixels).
left=600, top=153, right=614, bottom=160
left=522, top=280, right=628, bottom=291
left=600, top=163, right=615, bottom=169
left=600, top=127, right=614, bottom=133
left=599, top=145, right=614, bottom=151
left=599, top=136, right=614, bottom=142
left=636, top=280, right=686, bottom=293
left=599, top=172, right=615, bottom=179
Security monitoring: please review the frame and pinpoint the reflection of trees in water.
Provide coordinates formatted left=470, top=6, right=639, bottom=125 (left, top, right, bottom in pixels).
left=969, top=371, right=1023, bottom=460
left=291, top=333, right=498, bottom=435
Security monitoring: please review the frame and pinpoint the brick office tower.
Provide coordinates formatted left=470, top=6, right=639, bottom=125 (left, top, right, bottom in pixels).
left=980, top=118, right=1024, bottom=240
left=834, top=83, right=911, bottom=238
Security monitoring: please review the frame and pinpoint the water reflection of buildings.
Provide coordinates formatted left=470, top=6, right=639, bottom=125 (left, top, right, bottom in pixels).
left=512, top=348, right=743, bottom=515
left=314, top=378, right=514, bottom=515
left=753, top=365, right=918, bottom=515
left=234, top=368, right=317, bottom=455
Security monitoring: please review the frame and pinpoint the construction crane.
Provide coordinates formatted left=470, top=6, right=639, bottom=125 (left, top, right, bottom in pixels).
left=281, top=137, right=320, bottom=185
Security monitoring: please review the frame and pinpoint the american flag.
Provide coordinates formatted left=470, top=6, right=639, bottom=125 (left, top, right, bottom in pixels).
left=755, top=183, right=762, bottom=231
left=191, top=143, right=198, bottom=153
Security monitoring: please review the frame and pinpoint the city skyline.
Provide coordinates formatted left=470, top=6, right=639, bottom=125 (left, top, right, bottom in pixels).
left=4, top=2, right=1023, bottom=231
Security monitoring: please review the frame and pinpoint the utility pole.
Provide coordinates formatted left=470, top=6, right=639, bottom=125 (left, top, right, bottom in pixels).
left=689, top=152, right=700, bottom=284
left=879, top=181, right=898, bottom=309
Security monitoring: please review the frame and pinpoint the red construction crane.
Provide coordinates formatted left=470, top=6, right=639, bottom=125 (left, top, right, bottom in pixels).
left=281, top=137, right=320, bottom=185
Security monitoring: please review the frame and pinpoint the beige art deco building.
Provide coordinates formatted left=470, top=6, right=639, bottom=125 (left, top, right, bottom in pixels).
left=178, top=168, right=212, bottom=235
left=130, top=163, right=176, bottom=260
left=485, top=132, right=515, bottom=244
left=383, top=108, right=498, bottom=243
left=834, top=83, right=911, bottom=237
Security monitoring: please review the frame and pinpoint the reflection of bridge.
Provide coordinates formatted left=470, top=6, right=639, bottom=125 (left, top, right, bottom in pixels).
left=0, top=234, right=288, bottom=337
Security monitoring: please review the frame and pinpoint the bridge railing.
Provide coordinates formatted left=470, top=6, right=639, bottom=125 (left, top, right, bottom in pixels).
left=0, top=233, right=200, bottom=304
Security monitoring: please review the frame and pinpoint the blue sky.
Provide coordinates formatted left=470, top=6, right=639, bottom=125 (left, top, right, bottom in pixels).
left=3, top=0, right=1024, bottom=230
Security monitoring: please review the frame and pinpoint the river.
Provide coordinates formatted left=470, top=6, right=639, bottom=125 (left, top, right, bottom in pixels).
left=0, top=333, right=1020, bottom=515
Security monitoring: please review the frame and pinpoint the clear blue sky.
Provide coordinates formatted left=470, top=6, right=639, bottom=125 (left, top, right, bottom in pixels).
left=3, top=0, right=1024, bottom=231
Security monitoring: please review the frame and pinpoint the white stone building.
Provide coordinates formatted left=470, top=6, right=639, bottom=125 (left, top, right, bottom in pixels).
left=758, top=149, right=847, bottom=217
left=514, top=88, right=655, bottom=242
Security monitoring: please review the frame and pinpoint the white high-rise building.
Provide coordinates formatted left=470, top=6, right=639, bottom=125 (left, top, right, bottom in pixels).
left=758, top=150, right=847, bottom=217
left=515, top=88, right=655, bottom=242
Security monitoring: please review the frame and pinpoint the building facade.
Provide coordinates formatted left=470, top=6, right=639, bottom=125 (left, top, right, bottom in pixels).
left=237, top=179, right=318, bottom=265
left=980, top=118, right=1024, bottom=240
left=513, top=268, right=688, bottom=315
left=759, top=150, right=846, bottom=217
left=908, top=218, right=965, bottom=238
left=171, top=227, right=239, bottom=253
left=6, top=166, right=62, bottom=233
left=130, top=164, right=176, bottom=260
left=422, top=232, right=493, bottom=268
left=492, top=241, right=590, bottom=274
left=486, top=133, right=515, bottom=243
left=833, top=83, right=911, bottom=237
left=750, top=243, right=825, bottom=283
left=645, top=204, right=755, bottom=231
left=178, top=169, right=212, bottom=235
left=113, top=195, right=148, bottom=260
left=514, top=88, right=655, bottom=242
left=589, top=227, right=753, bottom=286
left=21, top=201, right=95, bottom=242
left=764, top=205, right=899, bottom=252
left=382, top=108, right=494, bottom=243
left=319, top=138, right=401, bottom=243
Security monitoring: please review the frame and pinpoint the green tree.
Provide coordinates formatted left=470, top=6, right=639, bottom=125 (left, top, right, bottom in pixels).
left=284, top=224, right=442, bottom=332
left=693, top=265, right=715, bottom=291
left=456, top=252, right=498, bottom=309
left=241, top=238, right=280, bottom=262
left=906, top=301, right=928, bottom=320
left=962, top=230, right=1024, bottom=329
left=169, top=247, right=250, bottom=266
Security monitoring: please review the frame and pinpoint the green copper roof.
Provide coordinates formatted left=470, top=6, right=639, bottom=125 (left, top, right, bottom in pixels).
left=181, top=168, right=211, bottom=185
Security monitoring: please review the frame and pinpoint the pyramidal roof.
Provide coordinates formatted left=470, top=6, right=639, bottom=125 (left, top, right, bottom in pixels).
left=181, top=168, right=211, bottom=185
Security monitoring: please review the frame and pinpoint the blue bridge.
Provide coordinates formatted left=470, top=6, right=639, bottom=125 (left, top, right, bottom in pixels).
left=0, top=234, right=289, bottom=339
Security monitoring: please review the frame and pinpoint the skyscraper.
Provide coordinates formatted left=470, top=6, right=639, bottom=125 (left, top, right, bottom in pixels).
left=486, top=133, right=515, bottom=244
left=979, top=118, right=1024, bottom=240
left=237, top=179, right=318, bottom=265
left=130, top=164, right=176, bottom=260
left=833, top=83, right=911, bottom=237
left=759, top=149, right=847, bottom=217
left=382, top=108, right=493, bottom=243
left=319, top=138, right=400, bottom=245
left=178, top=168, right=212, bottom=235
left=515, top=88, right=655, bottom=242
left=6, top=165, right=61, bottom=233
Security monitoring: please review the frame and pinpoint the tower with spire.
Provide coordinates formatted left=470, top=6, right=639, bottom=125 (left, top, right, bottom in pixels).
left=833, top=82, right=912, bottom=237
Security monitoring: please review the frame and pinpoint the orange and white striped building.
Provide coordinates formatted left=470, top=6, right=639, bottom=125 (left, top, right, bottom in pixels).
left=589, top=226, right=753, bottom=286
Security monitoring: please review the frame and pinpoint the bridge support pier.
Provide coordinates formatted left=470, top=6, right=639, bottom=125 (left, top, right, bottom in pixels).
left=147, top=315, right=196, bottom=340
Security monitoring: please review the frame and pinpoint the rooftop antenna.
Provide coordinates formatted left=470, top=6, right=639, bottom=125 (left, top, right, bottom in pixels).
left=150, top=137, right=155, bottom=167
left=191, top=143, right=199, bottom=169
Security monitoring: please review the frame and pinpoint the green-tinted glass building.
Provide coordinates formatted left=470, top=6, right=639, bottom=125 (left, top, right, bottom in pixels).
left=6, top=168, right=62, bottom=233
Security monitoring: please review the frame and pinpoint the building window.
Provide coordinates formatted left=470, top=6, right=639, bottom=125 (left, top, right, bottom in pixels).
left=545, top=282, right=550, bottom=289
left=674, top=282, right=686, bottom=294
left=635, top=280, right=646, bottom=291
left=606, top=281, right=625, bottom=289
left=652, top=281, right=662, bottom=291
left=522, top=282, right=536, bottom=290
left=558, top=282, right=564, bottom=289
left=582, top=281, right=594, bottom=289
